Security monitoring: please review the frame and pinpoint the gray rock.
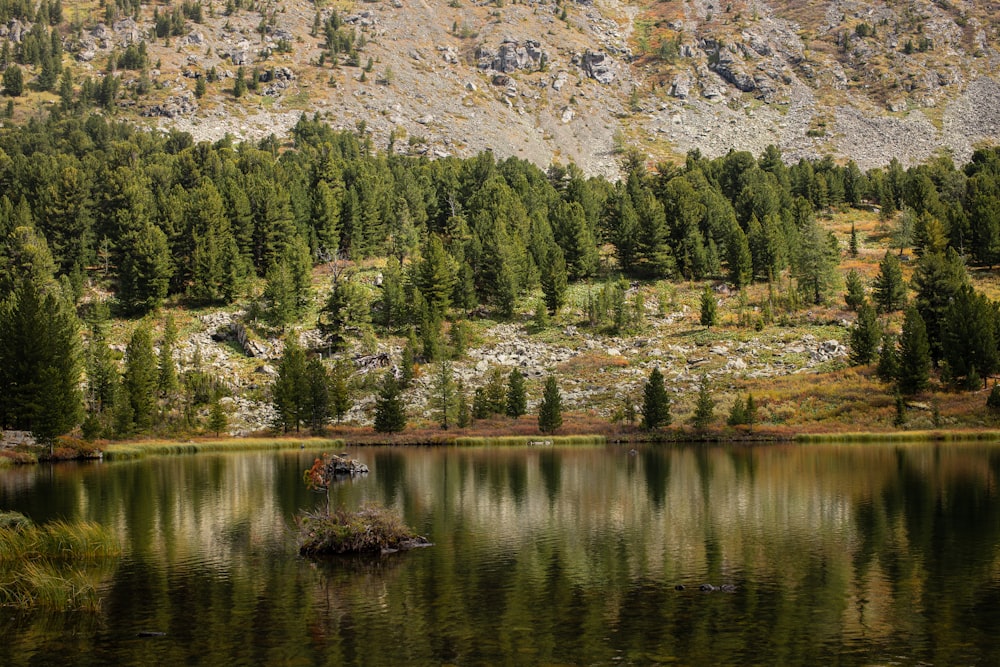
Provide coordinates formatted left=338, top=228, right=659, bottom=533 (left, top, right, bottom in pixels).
left=479, top=40, right=546, bottom=73
left=670, top=73, right=691, bottom=99
left=581, top=50, right=616, bottom=84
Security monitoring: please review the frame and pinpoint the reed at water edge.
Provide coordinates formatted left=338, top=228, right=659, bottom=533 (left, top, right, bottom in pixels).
left=0, top=514, right=122, bottom=611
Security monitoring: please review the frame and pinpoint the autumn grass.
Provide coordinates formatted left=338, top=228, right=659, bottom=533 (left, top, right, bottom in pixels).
left=297, top=504, right=426, bottom=555
left=797, top=430, right=1000, bottom=443
left=0, top=514, right=122, bottom=611
left=102, top=437, right=344, bottom=460
left=452, top=435, right=606, bottom=447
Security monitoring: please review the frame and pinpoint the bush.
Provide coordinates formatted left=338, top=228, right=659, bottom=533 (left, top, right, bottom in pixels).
left=987, top=385, right=1000, bottom=412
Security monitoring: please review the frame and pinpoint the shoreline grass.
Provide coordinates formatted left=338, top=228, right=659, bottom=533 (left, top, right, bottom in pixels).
left=102, top=437, right=345, bottom=461
left=0, top=514, right=122, bottom=611
left=795, top=430, right=1000, bottom=444
left=451, top=435, right=607, bottom=447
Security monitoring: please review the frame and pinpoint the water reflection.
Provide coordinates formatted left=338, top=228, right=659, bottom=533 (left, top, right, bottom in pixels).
left=0, top=443, right=999, bottom=664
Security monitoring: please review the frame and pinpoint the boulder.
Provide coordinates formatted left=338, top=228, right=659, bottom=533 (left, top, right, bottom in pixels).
left=581, top=50, right=616, bottom=84
left=669, top=73, right=691, bottom=99
left=478, top=40, right=546, bottom=73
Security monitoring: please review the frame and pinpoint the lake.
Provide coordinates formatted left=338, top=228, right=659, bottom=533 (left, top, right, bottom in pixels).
left=1, top=441, right=1000, bottom=665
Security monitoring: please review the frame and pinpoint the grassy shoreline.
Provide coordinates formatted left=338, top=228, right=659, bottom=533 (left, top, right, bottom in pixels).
left=6, top=424, right=1000, bottom=468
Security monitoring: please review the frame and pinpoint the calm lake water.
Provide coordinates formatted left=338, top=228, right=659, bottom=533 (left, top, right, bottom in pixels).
left=2, top=442, right=1000, bottom=665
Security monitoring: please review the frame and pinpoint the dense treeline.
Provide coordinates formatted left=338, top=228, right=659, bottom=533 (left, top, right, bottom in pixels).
left=5, top=112, right=995, bottom=318
left=5, top=111, right=1000, bottom=439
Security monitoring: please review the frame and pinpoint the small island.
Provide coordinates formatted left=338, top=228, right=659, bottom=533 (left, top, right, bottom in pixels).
left=297, top=453, right=430, bottom=555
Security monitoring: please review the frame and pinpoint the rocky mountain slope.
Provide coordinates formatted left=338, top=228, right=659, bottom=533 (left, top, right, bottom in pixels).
left=4, top=0, right=1000, bottom=174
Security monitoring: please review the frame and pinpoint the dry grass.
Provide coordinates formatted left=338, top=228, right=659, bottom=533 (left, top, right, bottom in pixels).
left=0, top=517, right=122, bottom=611
left=103, top=437, right=343, bottom=460
left=297, top=504, right=426, bottom=555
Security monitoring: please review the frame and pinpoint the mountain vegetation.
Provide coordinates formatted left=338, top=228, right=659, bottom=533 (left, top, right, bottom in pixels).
left=3, top=11, right=1000, bottom=446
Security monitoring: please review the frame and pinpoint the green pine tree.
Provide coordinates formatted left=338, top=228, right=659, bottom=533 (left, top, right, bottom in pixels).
left=272, top=337, right=308, bottom=432
left=432, top=360, right=457, bottom=429
left=330, top=361, right=352, bottom=423
left=208, top=399, right=228, bottom=437
left=849, top=301, right=881, bottom=365
left=123, top=324, right=158, bottom=431
left=505, top=369, right=527, bottom=419
left=876, top=333, right=899, bottom=383
left=306, top=358, right=332, bottom=433
left=373, top=371, right=406, bottom=433
left=158, top=314, right=179, bottom=399
left=700, top=286, right=717, bottom=327
left=691, top=377, right=714, bottom=431
left=456, top=379, right=471, bottom=428
left=844, top=268, right=866, bottom=312
left=727, top=395, right=746, bottom=426
left=641, top=367, right=671, bottom=430
left=537, top=375, right=563, bottom=434
left=897, top=306, right=931, bottom=395
left=0, top=277, right=83, bottom=444
left=540, top=245, right=568, bottom=315
left=872, top=252, right=906, bottom=313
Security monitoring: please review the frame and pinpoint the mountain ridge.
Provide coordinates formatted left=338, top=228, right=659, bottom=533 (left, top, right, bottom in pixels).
left=2, top=0, right=1000, bottom=176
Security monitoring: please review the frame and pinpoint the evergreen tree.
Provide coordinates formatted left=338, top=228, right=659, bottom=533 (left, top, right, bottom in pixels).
left=794, top=207, right=839, bottom=305
left=876, top=333, right=899, bottom=383
left=849, top=221, right=859, bottom=256
left=399, top=327, right=418, bottom=389
left=117, top=221, right=172, bottom=315
left=377, top=256, right=407, bottom=331
left=2, top=64, right=23, bottom=97
left=123, top=324, right=158, bottom=431
left=691, top=377, right=714, bottom=431
left=456, top=379, right=471, bottom=428
left=262, top=260, right=297, bottom=330
left=413, top=235, right=455, bottom=320
left=158, top=315, right=179, bottom=399
left=912, top=248, right=967, bottom=361
left=373, top=371, right=406, bottom=433
left=727, top=395, right=746, bottom=427
left=483, top=366, right=507, bottom=415
left=849, top=301, right=881, bottom=365
left=727, top=223, right=753, bottom=288
left=0, top=278, right=83, bottom=443
left=329, top=361, right=352, bottom=423
left=272, top=337, right=308, bottom=432
left=988, top=385, right=1000, bottom=413
left=700, top=286, right=717, bottom=327
left=872, top=252, right=906, bottom=313
left=505, top=369, right=527, bottom=419
left=432, top=360, right=457, bottom=429
left=844, top=268, right=866, bottom=312
left=540, top=245, right=568, bottom=315
left=319, top=273, right=370, bottom=349
left=641, top=367, right=671, bottom=430
left=208, top=399, right=228, bottom=437
left=85, top=304, right=118, bottom=417
left=940, top=285, right=998, bottom=388
left=472, top=387, right=491, bottom=420
left=306, top=358, right=332, bottom=433
left=897, top=306, right=931, bottom=395
left=537, top=375, right=563, bottom=434
left=894, top=392, right=907, bottom=427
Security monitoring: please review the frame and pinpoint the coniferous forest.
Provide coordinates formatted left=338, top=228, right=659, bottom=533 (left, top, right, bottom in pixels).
left=4, top=110, right=1000, bottom=447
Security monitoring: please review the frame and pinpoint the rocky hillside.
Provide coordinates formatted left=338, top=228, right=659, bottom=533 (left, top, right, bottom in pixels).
left=2, top=0, right=1000, bottom=175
